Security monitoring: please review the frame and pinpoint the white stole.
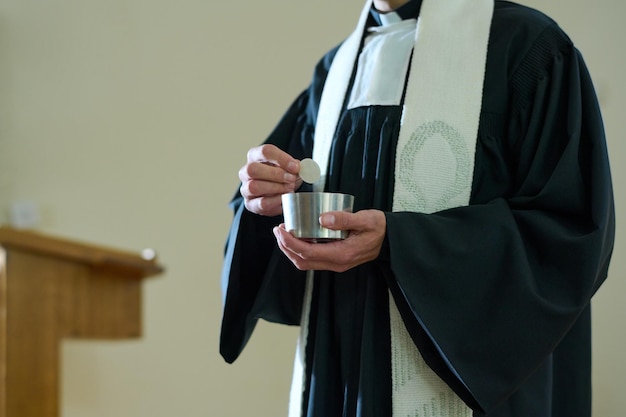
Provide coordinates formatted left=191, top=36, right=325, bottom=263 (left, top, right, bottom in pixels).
left=290, top=0, right=494, bottom=415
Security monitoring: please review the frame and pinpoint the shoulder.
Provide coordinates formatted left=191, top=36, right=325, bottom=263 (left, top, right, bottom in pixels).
left=306, top=42, right=343, bottom=108
left=481, top=2, right=586, bottom=114
left=312, top=42, right=342, bottom=81
left=491, top=1, right=574, bottom=60
left=490, top=1, right=574, bottom=65
left=493, top=1, right=558, bottom=31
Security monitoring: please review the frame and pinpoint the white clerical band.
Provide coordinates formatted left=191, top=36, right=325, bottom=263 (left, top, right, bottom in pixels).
left=291, top=0, right=494, bottom=416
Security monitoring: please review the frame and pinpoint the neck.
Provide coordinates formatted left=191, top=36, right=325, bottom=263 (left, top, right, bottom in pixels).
left=373, top=0, right=411, bottom=13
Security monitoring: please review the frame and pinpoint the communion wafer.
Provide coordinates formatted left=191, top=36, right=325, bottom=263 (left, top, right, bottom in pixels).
left=299, top=158, right=321, bottom=184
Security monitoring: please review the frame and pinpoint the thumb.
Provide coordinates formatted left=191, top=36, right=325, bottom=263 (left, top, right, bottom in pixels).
left=319, top=211, right=352, bottom=231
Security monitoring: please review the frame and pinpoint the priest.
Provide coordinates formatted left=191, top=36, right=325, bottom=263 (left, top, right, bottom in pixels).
left=220, top=0, right=616, bottom=416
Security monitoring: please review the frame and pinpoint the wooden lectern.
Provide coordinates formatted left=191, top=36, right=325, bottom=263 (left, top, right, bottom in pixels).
left=0, top=226, right=164, bottom=417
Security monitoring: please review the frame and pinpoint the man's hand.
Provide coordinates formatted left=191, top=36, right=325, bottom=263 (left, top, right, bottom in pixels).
left=273, top=209, right=386, bottom=272
left=238, top=144, right=302, bottom=217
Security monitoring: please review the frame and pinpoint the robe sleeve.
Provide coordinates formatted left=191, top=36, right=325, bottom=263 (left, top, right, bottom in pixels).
left=219, top=49, right=341, bottom=363
left=384, top=24, right=615, bottom=413
left=219, top=90, right=312, bottom=364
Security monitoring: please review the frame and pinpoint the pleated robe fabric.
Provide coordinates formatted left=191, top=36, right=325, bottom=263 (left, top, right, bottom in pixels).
left=219, top=2, right=615, bottom=416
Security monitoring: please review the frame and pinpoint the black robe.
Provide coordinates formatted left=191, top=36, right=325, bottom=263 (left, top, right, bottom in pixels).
left=219, top=2, right=615, bottom=416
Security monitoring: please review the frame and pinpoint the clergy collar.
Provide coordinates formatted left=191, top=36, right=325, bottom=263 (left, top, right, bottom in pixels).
left=370, top=0, right=422, bottom=26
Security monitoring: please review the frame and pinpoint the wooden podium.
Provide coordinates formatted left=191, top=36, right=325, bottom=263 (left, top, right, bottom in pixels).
left=0, top=226, right=164, bottom=417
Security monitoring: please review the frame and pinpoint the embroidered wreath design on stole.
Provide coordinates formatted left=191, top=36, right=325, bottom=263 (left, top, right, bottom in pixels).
left=396, top=120, right=472, bottom=213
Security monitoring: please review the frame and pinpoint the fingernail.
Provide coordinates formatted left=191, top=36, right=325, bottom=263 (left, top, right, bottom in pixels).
left=322, top=214, right=335, bottom=226
left=284, top=173, right=297, bottom=182
left=287, top=161, right=299, bottom=172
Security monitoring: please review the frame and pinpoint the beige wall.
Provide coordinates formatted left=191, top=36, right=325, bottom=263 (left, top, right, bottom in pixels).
left=0, top=0, right=623, bottom=416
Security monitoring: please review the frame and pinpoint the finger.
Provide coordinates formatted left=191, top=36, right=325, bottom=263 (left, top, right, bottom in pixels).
left=273, top=227, right=310, bottom=269
left=245, top=195, right=283, bottom=216
left=247, top=145, right=301, bottom=174
left=239, top=161, right=298, bottom=185
left=320, top=210, right=385, bottom=234
left=319, top=211, right=353, bottom=231
left=240, top=178, right=295, bottom=200
left=274, top=226, right=308, bottom=259
left=274, top=226, right=350, bottom=271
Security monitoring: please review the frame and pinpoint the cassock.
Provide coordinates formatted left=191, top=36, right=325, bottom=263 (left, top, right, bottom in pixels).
left=219, top=1, right=615, bottom=416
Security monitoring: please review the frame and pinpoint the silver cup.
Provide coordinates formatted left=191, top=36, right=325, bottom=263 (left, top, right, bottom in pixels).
left=281, top=192, right=355, bottom=243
